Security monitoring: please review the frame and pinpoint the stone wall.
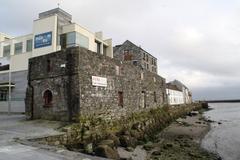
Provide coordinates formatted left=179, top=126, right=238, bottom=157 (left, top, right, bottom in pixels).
left=26, top=103, right=203, bottom=156
left=76, top=47, right=166, bottom=120
left=26, top=47, right=167, bottom=121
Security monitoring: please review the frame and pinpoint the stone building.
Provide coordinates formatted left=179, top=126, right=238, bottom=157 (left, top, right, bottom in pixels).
left=25, top=47, right=167, bottom=122
left=113, top=40, right=158, bottom=74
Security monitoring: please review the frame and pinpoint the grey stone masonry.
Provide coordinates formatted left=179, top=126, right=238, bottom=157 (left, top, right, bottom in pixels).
left=26, top=47, right=167, bottom=122
left=113, top=40, right=158, bottom=74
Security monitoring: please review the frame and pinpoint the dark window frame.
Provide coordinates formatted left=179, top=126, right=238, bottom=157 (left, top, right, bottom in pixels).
left=3, top=45, right=11, bottom=57
left=47, top=60, right=52, bottom=72
left=26, top=39, right=33, bottom=52
left=0, top=90, right=8, bottom=101
left=14, top=42, right=23, bottom=54
left=43, top=90, right=53, bottom=107
left=154, top=92, right=157, bottom=103
left=118, top=91, right=124, bottom=107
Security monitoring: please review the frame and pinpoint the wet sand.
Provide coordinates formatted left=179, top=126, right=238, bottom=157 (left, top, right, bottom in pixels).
left=118, top=111, right=220, bottom=160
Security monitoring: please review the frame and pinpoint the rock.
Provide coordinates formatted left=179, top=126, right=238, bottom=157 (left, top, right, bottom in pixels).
left=137, top=141, right=145, bottom=145
left=166, top=143, right=173, bottom=148
left=99, top=140, right=115, bottom=148
left=188, top=111, right=199, bottom=116
left=121, top=130, right=130, bottom=136
left=108, top=133, right=121, bottom=146
left=143, top=142, right=154, bottom=151
left=152, top=150, right=161, bottom=156
left=54, top=141, right=60, bottom=145
left=119, top=136, right=134, bottom=147
left=130, top=130, right=141, bottom=139
left=201, top=102, right=209, bottom=109
left=163, top=143, right=173, bottom=149
left=131, top=122, right=141, bottom=130
left=84, top=143, right=93, bottom=154
left=126, top=147, right=134, bottom=152
left=95, top=145, right=120, bottom=159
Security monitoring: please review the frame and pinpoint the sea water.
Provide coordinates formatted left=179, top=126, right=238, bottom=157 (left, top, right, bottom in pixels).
left=201, top=103, right=240, bottom=160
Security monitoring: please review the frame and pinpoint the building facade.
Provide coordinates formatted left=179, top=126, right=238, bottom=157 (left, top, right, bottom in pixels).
left=113, top=40, right=158, bottom=74
left=166, top=83, right=184, bottom=105
left=25, top=47, right=167, bottom=122
left=0, top=8, right=113, bottom=112
left=167, top=80, right=192, bottom=104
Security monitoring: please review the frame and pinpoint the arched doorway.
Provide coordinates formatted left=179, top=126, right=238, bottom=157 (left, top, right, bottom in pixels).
left=43, top=90, right=53, bottom=106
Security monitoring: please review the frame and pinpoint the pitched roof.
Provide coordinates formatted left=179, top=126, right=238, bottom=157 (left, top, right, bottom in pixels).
left=166, top=83, right=182, bottom=92
left=114, top=40, right=157, bottom=59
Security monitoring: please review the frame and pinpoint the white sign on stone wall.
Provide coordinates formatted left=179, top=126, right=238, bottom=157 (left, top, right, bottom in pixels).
left=92, top=76, right=107, bottom=87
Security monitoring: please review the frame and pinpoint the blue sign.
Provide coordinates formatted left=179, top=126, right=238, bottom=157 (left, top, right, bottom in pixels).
left=34, top=32, right=52, bottom=49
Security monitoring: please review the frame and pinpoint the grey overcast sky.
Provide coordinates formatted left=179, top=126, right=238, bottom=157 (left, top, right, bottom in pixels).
left=1, top=0, right=240, bottom=100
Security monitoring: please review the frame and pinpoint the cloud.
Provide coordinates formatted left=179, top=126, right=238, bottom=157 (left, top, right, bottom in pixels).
left=0, top=0, right=240, bottom=100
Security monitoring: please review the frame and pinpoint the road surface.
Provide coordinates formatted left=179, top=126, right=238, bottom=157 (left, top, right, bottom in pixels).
left=0, top=114, right=106, bottom=160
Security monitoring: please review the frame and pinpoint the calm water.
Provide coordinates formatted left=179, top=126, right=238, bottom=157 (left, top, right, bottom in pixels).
left=201, top=103, right=240, bottom=160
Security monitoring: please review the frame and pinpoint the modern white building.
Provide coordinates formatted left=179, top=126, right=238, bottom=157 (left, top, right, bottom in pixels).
left=166, top=83, right=184, bottom=105
left=0, top=8, right=113, bottom=113
left=166, top=80, right=192, bottom=105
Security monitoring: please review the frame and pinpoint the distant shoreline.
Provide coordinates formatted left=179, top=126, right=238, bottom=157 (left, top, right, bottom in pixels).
left=206, top=100, right=240, bottom=103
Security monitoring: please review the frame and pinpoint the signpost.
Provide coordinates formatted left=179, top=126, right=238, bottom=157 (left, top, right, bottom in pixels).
left=92, top=76, right=107, bottom=87
left=34, top=32, right=52, bottom=49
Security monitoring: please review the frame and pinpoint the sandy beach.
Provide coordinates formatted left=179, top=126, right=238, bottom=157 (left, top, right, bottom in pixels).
left=118, top=110, right=220, bottom=160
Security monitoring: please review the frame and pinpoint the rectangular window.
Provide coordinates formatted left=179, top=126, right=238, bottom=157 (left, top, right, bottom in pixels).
left=146, top=54, right=149, bottom=62
left=26, top=39, right=33, bottom=52
left=76, top=32, right=89, bottom=49
left=47, top=60, right=51, bottom=72
left=133, top=60, right=138, bottom=66
left=66, top=32, right=76, bottom=47
left=124, top=50, right=132, bottom=61
left=60, top=34, right=67, bottom=49
left=61, top=32, right=89, bottom=49
left=3, top=45, right=10, bottom=57
left=154, top=92, right=157, bottom=103
left=118, top=91, right=123, bottom=107
left=0, top=90, right=8, bottom=101
left=14, top=42, right=23, bottom=54
left=96, top=41, right=101, bottom=54
left=103, top=45, right=107, bottom=56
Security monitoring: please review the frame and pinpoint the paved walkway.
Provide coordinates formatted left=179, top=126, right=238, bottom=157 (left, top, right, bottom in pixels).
left=0, top=114, right=106, bottom=160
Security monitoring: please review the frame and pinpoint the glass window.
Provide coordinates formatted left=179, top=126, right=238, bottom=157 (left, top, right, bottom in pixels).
left=26, top=39, right=33, bottom=52
left=76, top=32, right=89, bottom=49
left=66, top=32, right=76, bottom=47
left=14, top=42, right=23, bottom=54
left=3, top=45, right=11, bottom=57
left=0, top=90, right=8, bottom=101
